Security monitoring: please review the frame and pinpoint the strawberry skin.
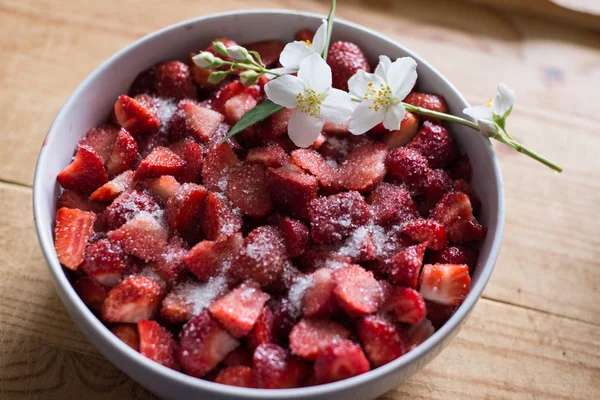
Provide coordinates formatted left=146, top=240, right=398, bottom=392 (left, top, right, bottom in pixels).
left=106, top=128, right=139, bottom=177
left=54, top=207, right=96, bottom=270
left=72, top=276, right=107, bottom=312
left=110, top=324, right=140, bottom=351
left=138, top=320, right=180, bottom=370
left=253, top=343, right=309, bottom=389
left=382, top=286, right=427, bottom=325
left=327, top=41, right=371, bottom=91
left=313, top=339, right=370, bottom=384
left=57, top=146, right=108, bottom=195
left=113, top=94, right=161, bottom=135
left=101, top=276, right=163, bottom=323
left=289, top=318, right=350, bottom=361
left=154, top=61, right=196, bottom=100
left=215, top=366, right=254, bottom=388
left=356, top=314, right=408, bottom=367
left=134, top=146, right=185, bottom=181
left=80, top=238, right=129, bottom=287
left=420, top=263, right=471, bottom=306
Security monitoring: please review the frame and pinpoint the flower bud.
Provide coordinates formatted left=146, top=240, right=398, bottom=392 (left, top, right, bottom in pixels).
left=192, top=51, right=216, bottom=68
left=212, top=41, right=229, bottom=57
left=240, top=70, right=260, bottom=86
left=207, top=70, right=229, bottom=84
left=227, top=45, right=251, bottom=62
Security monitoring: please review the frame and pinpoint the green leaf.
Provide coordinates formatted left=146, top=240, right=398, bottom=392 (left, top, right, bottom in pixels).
left=223, top=100, right=285, bottom=143
left=321, top=0, right=337, bottom=59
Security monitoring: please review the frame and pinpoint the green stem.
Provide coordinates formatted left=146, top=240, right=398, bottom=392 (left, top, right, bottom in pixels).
left=220, top=60, right=282, bottom=77
left=321, top=0, right=336, bottom=58
left=402, top=103, right=480, bottom=130
left=498, top=129, right=563, bottom=173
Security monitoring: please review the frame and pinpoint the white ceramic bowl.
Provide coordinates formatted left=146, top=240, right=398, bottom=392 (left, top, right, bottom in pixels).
left=33, top=10, right=505, bottom=400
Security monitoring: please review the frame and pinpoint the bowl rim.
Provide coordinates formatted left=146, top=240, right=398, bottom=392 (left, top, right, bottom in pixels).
left=33, top=9, right=505, bottom=398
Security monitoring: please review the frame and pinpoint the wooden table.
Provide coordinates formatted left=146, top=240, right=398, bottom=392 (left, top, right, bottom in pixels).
left=0, top=0, right=598, bottom=398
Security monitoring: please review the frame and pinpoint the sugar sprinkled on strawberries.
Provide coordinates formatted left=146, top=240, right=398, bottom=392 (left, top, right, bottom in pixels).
left=287, top=274, right=314, bottom=317
left=178, top=276, right=228, bottom=316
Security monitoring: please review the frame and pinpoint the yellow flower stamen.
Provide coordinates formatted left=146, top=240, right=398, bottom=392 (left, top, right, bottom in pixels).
left=483, top=98, right=493, bottom=108
left=303, top=40, right=312, bottom=47
left=364, top=81, right=394, bottom=113
left=296, top=89, right=323, bottom=118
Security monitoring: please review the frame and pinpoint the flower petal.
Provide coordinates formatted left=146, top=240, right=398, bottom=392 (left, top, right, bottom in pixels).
left=312, top=20, right=328, bottom=55
left=279, top=41, right=315, bottom=69
left=477, top=119, right=498, bottom=138
left=387, top=57, right=418, bottom=100
left=492, top=82, right=515, bottom=118
left=375, top=55, right=392, bottom=80
left=348, top=70, right=385, bottom=98
left=463, top=105, right=493, bottom=122
left=321, top=89, right=355, bottom=123
left=264, top=67, right=298, bottom=79
left=265, top=75, right=305, bottom=108
left=287, top=109, right=324, bottom=148
left=382, top=103, right=405, bottom=131
left=348, top=100, right=386, bottom=135
left=298, top=53, right=332, bottom=94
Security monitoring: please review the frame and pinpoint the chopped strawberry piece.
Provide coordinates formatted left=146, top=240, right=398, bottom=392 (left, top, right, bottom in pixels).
left=332, top=264, right=383, bottom=317
left=327, top=41, right=371, bottom=91
left=165, top=183, right=208, bottom=237
left=160, top=286, right=194, bottom=324
left=232, top=226, right=289, bottom=286
left=154, top=61, right=196, bottom=100
left=215, top=366, right=254, bottom=388
left=110, top=324, right=140, bottom=350
left=425, top=300, right=455, bottom=328
left=81, top=238, right=129, bottom=286
left=401, top=219, right=447, bottom=250
left=54, top=208, right=96, bottom=270
left=407, top=318, right=435, bottom=349
left=302, top=268, right=337, bottom=317
left=79, top=124, right=120, bottom=164
left=388, top=243, right=426, bottom=288
left=267, top=163, right=319, bottom=220
left=407, top=121, right=457, bottom=168
left=453, top=179, right=482, bottom=215
left=113, top=94, right=161, bottom=135
left=448, top=154, right=472, bottom=181
left=426, top=245, right=479, bottom=271
left=150, top=237, right=187, bottom=287
left=419, top=264, right=471, bottom=306
left=168, top=100, right=224, bottom=142
left=101, top=190, right=160, bottom=231
left=404, top=92, right=449, bottom=121
left=430, top=192, right=486, bottom=243
left=145, top=175, right=181, bottom=204
left=223, top=347, right=253, bottom=367
left=308, top=191, right=371, bottom=244
left=296, top=250, right=352, bottom=272
left=134, top=146, right=185, bottom=181
left=202, top=142, right=240, bottom=192
left=89, top=170, right=134, bottom=202
left=201, top=192, right=242, bottom=240
left=101, top=276, right=163, bottom=323
left=265, top=108, right=293, bottom=138
left=368, top=182, right=419, bottom=226
left=277, top=217, right=310, bottom=258
left=246, top=144, right=289, bottom=168
left=57, top=146, right=108, bottom=195
left=178, top=311, right=240, bottom=378
left=294, top=28, right=314, bottom=42
left=128, top=66, right=156, bottom=96
left=247, top=40, right=285, bottom=67
left=337, top=226, right=377, bottom=262
left=223, top=92, right=258, bottom=125
left=183, top=233, right=243, bottom=281
left=356, top=314, right=408, bottom=367
left=323, top=120, right=350, bottom=135
left=226, top=163, right=273, bottom=217
left=209, top=281, right=270, bottom=338
left=291, top=149, right=343, bottom=192
left=253, top=343, right=309, bottom=388
left=138, top=320, right=180, bottom=370
left=210, top=81, right=244, bottom=113
left=106, top=128, right=139, bottom=176
left=313, top=339, right=370, bottom=384
left=73, top=277, right=107, bottom=312
left=136, top=132, right=170, bottom=160
left=339, top=142, right=388, bottom=192
left=247, top=306, right=274, bottom=350
left=382, top=285, right=427, bottom=325
left=169, top=139, right=204, bottom=183
left=383, top=112, right=420, bottom=148
left=58, top=190, right=104, bottom=212
left=108, top=214, right=168, bottom=261
left=289, top=318, right=350, bottom=361
left=386, top=147, right=430, bottom=195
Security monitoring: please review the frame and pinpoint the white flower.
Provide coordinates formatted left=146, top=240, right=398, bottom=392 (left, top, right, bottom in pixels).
left=463, top=83, right=515, bottom=137
left=265, top=53, right=354, bottom=147
left=192, top=51, right=216, bottom=68
left=267, top=19, right=328, bottom=77
left=226, top=45, right=250, bottom=62
left=348, top=56, right=418, bottom=135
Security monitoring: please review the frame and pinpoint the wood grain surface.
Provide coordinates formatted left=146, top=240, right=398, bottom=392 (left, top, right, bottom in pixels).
left=0, top=0, right=598, bottom=398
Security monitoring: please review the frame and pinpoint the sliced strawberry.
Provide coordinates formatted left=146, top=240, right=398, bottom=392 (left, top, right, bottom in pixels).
left=296, top=250, right=352, bottom=272
left=449, top=154, right=472, bottom=181
left=407, top=318, right=435, bottom=350
left=419, top=169, right=454, bottom=215
left=150, top=237, right=188, bottom=287
left=308, top=191, right=371, bottom=244
left=339, top=142, right=388, bottom=192
left=430, top=192, right=486, bottom=243
left=382, top=285, right=427, bottom=325
left=80, top=238, right=128, bottom=286
left=311, top=133, right=326, bottom=149
left=209, top=281, right=270, bottom=338
left=57, top=146, right=108, bottom=195
left=401, top=219, right=447, bottom=250
left=110, top=324, right=140, bottom=350
left=201, top=192, right=242, bottom=240
left=288, top=318, right=350, bottom=361
left=202, top=142, right=240, bottom=192
left=246, top=306, right=274, bottom=350
left=223, top=92, right=258, bottom=125
left=383, top=112, right=420, bottom=148
left=291, top=148, right=343, bottom=192
left=134, top=146, right=185, bottom=181
left=265, top=108, right=293, bottom=138
left=89, top=170, right=134, bottom=202
left=72, top=276, right=107, bottom=312
left=101, top=276, right=163, bottom=323
left=453, top=179, right=482, bottom=216
left=58, top=190, right=104, bottom=212
left=138, top=320, right=179, bottom=370
left=178, top=311, right=240, bottom=378
left=404, top=92, right=449, bottom=121
left=327, top=41, right=371, bottom=91
left=332, top=264, right=383, bottom=317
left=387, top=243, right=426, bottom=288
left=160, top=286, right=194, bottom=324
left=226, top=163, right=272, bottom=217
left=136, top=132, right=170, bottom=160
left=426, top=245, right=479, bottom=271
left=266, top=163, right=319, bottom=220
left=246, top=144, right=289, bottom=168
left=145, top=175, right=180, bottom=204
left=313, top=339, right=370, bottom=384
left=154, top=61, right=196, bottom=100
left=337, top=226, right=377, bottom=262
left=54, top=208, right=96, bottom=270
left=247, top=40, right=285, bottom=67
left=425, top=300, right=455, bottom=328
left=419, top=264, right=471, bottom=306
left=223, top=347, right=253, bottom=367
left=113, top=94, right=161, bottom=135
left=323, top=120, right=350, bottom=135
left=385, top=147, right=430, bottom=195
left=165, top=183, right=208, bottom=237
left=108, top=214, right=168, bottom=261
left=277, top=217, right=310, bottom=258
left=356, top=314, right=408, bottom=367
left=168, top=100, right=224, bottom=142
left=101, top=189, right=160, bottom=231
left=169, top=139, right=204, bottom=183
left=209, top=81, right=245, bottom=114
left=232, top=226, right=289, bottom=287
left=407, top=121, right=457, bottom=168
left=79, top=124, right=120, bottom=164
left=106, top=128, right=139, bottom=176
left=253, top=343, right=308, bottom=389
left=215, top=366, right=254, bottom=388
left=368, top=182, right=419, bottom=226
left=129, top=66, right=156, bottom=96
left=183, top=233, right=243, bottom=281
left=302, top=268, right=337, bottom=317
